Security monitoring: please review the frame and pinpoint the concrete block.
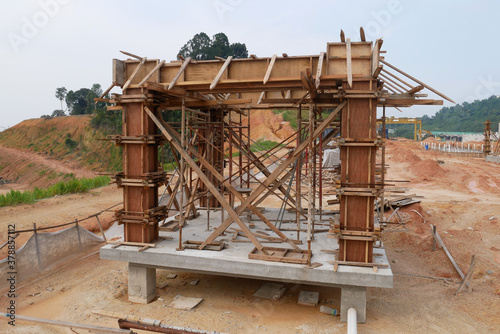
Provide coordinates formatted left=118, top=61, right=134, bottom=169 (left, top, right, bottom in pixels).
left=253, top=283, right=286, bottom=300
left=298, top=291, right=319, bottom=306
left=340, top=286, right=366, bottom=323
left=128, top=263, right=156, bottom=304
left=169, top=295, right=203, bottom=310
left=485, top=155, right=500, bottom=164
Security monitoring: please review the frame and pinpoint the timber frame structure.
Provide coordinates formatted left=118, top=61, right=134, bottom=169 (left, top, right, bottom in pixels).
left=100, top=30, right=451, bottom=265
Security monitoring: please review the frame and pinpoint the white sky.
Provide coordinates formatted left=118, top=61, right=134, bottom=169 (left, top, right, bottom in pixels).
left=1, top=0, right=499, bottom=130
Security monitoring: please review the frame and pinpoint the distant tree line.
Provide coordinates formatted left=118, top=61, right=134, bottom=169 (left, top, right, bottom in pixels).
left=422, top=95, right=500, bottom=132
left=387, top=95, right=500, bottom=139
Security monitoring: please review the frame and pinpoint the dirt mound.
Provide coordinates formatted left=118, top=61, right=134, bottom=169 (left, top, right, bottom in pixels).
left=410, top=159, right=446, bottom=179
left=243, top=110, right=296, bottom=143
left=423, top=137, right=440, bottom=143
left=0, top=115, right=121, bottom=191
left=391, top=148, right=422, bottom=164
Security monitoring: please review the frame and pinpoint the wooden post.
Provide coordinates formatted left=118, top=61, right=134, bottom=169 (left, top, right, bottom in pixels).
left=307, top=104, right=314, bottom=264
left=432, top=225, right=436, bottom=251
left=296, top=105, right=302, bottom=240
left=178, top=98, right=186, bottom=251
left=33, top=223, right=43, bottom=271
left=380, top=104, right=386, bottom=221
left=96, top=215, right=108, bottom=243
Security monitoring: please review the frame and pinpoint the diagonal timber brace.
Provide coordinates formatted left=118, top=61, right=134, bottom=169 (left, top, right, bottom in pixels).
left=145, top=107, right=269, bottom=253
left=199, top=101, right=347, bottom=249
left=155, top=113, right=302, bottom=252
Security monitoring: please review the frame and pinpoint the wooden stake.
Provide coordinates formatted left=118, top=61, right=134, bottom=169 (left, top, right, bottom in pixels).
left=455, top=255, right=477, bottom=295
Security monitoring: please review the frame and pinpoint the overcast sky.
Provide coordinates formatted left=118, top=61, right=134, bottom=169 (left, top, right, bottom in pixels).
left=1, top=0, right=499, bottom=130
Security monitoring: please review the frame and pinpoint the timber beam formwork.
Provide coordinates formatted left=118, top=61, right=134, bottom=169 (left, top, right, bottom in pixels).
left=102, top=31, right=448, bottom=264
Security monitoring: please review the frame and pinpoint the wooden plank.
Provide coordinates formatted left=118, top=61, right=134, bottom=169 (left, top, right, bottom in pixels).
left=406, top=85, right=425, bottom=95
left=455, top=255, right=477, bottom=295
left=430, top=224, right=464, bottom=279
left=346, top=38, right=353, bottom=88
left=122, top=57, right=147, bottom=91
left=168, top=57, right=191, bottom=90
left=210, top=56, right=233, bottom=90
left=183, top=240, right=225, bottom=251
left=249, top=247, right=310, bottom=264
left=315, top=52, right=325, bottom=89
left=380, top=59, right=455, bottom=103
left=257, top=91, right=265, bottom=104
left=263, top=54, right=277, bottom=84
left=138, top=60, right=165, bottom=87
left=371, top=38, right=382, bottom=77
left=120, top=50, right=142, bottom=60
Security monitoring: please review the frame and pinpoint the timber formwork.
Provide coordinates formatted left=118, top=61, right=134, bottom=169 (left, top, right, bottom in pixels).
left=101, top=32, right=450, bottom=266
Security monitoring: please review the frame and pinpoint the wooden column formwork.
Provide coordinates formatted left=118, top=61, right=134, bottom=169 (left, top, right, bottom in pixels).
left=119, top=89, right=161, bottom=243
left=105, top=33, right=447, bottom=261
left=338, top=80, right=377, bottom=262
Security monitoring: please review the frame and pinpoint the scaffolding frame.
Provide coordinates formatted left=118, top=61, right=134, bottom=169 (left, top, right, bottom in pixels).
left=100, top=31, right=449, bottom=265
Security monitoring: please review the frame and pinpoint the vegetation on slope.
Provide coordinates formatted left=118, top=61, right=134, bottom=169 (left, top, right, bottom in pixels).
left=0, top=176, right=110, bottom=207
left=0, top=116, right=122, bottom=173
left=422, top=95, right=500, bottom=132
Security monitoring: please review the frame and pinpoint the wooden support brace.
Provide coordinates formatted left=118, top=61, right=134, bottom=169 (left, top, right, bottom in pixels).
left=138, top=60, right=166, bottom=87
left=380, top=59, right=455, bottom=103
left=346, top=38, right=353, bottom=88
left=263, top=54, right=277, bottom=84
left=315, top=52, right=325, bottom=89
left=122, top=57, right=147, bottom=91
left=455, top=255, right=477, bottom=295
left=168, top=57, right=191, bottom=90
left=210, top=56, right=233, bottom=90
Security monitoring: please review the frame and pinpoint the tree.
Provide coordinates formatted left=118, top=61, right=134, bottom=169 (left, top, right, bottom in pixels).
left=179, top=32, right=211, bottom=60
left=55, top=87, right=67, bottom=111
left=208, top=33, right=231, bottom=59
left=65, top=83, right=106, bottom=115
left=178, top=32, right=249, bottom=60
left=230, top=42, right=248, bottom=59
left=51, top=109, right=65, bottom=117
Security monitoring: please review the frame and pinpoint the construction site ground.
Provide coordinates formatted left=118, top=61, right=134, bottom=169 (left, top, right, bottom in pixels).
left=1, top=139, right=499, bottom=333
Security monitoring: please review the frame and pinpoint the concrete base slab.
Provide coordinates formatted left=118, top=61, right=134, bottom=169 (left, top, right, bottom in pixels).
left=340, top=286, right=366, bottom=323
left=128, top=263, right=156, bottom=304
left=101, top=208, right=392, bottom=318
left=253, top=283, right=286, bottom=300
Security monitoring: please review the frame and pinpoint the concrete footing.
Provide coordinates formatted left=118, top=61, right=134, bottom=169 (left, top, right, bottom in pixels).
left=128, top=263, right=156, bottom=304
left=340, top=286, right=366, bottom=323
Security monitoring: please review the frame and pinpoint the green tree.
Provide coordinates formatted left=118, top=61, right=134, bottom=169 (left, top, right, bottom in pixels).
left=178, top=32, right=249, bottom=60
left=65, top=83, right=106, bottom=115
left=55, top=87, right=67, bottom=111
left=230, top=42, right=248, bottom=59
left=422, top=96, right=500, bottom=132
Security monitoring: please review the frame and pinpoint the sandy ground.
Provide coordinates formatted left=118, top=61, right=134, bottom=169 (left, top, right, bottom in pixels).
left=1, top=139, right=499, bottom=333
